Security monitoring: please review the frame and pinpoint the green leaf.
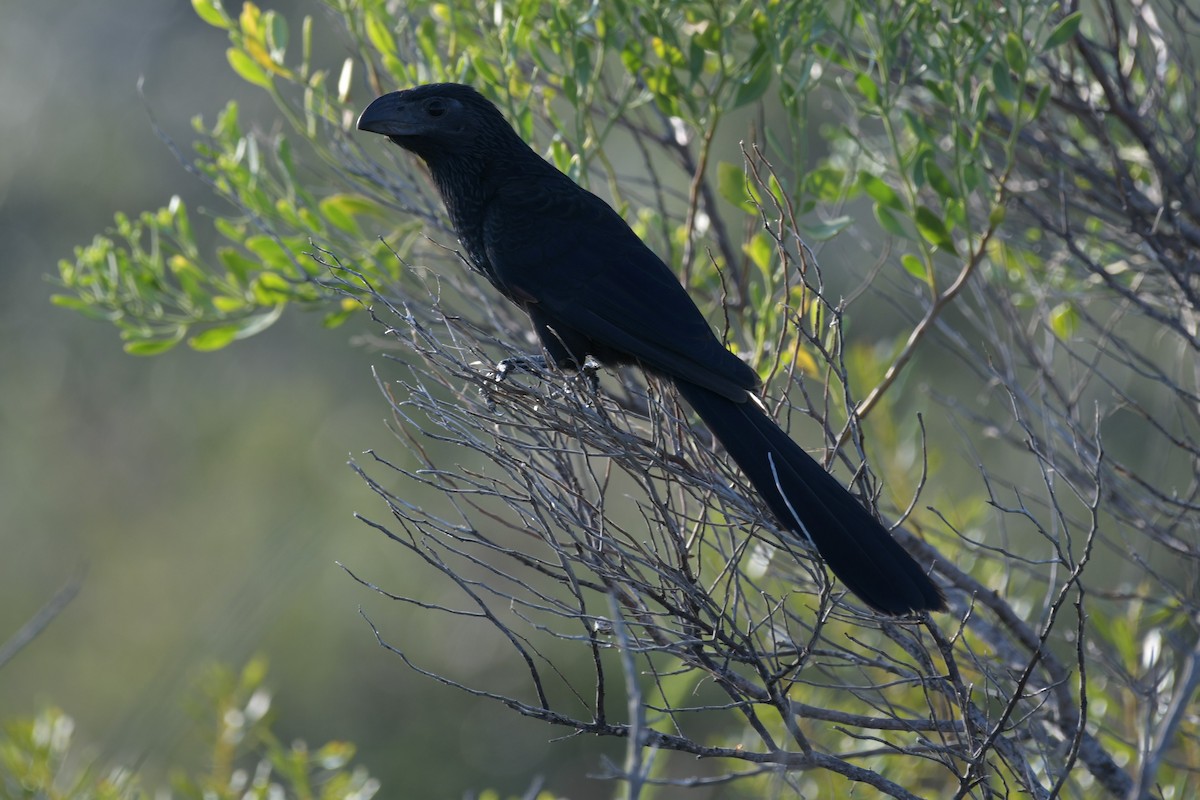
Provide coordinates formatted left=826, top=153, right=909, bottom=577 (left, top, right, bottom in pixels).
left=212, top=295, right=246, bottom=313
left=245, top=236, right=293, bottom=271
left=805, top=166, right=845, bottom=202
left=472, top=56, right=499, bottom=86
left=901, top=253, right=929, bottom=281
left=873, top=204, right=909, bottom=238
left=124, top=331, right=184, bottom=356
left=914, top=206, right=958, bottom=253
left=190, top=305, right=284, bottom=351
left=923, top=161, right=957, bottom=201
left=1031, top=84, right=1051, bottom=119
left=734, top=57, right=773, bottom=107
left=1043, top=12, right=1082, bottom=52
left=218, top=247, right=258, bottom=284
left=265, top=10, right=288, bottom=64
left=191, top=0, right=232, bottom=29
left=252, top=272, right=292, bottom=305
left=692, top=20, right=721, bottom=52
left=902, top=109, right=934, bottom=145
left=744, top=233, right=773, bottom=272
left=50, top=294, right=117, bottom=321
left=319, top=194, right=381, bottom=237
left=227, top=48, right=273, bottom=89
left=1049, top=302, right=1079, bottom=339
left=365, top=9, right=398, bottom=58
left=804, top=216, right=852, bottom=241
left=854, top=71, right=880, bottom=106
left=214, top=217, right=246, bottom=242
left=860, top=173, right=904, bottom=210
left=991, top=60, right=1015, bottom=102
left=236, top=304, right=285, bottom=338
left=168, top=195, right=193, bottom=249
left=644, top=66, right=682, bottom=116
left=323, top=305, right=357, bottom=329
left=1004, top=32, right=1027, bottom=76
left=189, top=323, right=242, bottom=351
left=650, top=36, right=685, bottom=68
left=716, top=161, right=759, bottom=213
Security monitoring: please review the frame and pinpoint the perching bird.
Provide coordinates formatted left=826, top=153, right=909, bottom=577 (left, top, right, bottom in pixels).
left=358, top=83, right=944, bottom=614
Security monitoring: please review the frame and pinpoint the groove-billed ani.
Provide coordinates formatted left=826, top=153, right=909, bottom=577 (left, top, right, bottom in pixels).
left=358, top=83, right=944, bottom=615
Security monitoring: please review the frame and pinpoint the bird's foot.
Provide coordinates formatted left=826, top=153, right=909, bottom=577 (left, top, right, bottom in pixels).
left=488, top=353, right=602, bottom=404
left=493, top=354, right=551, bottom=382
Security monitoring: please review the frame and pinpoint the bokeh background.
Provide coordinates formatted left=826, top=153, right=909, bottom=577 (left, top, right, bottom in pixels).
left=0, top=1, right=621, bottom=795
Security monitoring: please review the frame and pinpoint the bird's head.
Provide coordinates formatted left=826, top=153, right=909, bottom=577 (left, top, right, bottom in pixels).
left=357, top=83, right=512, bottom=164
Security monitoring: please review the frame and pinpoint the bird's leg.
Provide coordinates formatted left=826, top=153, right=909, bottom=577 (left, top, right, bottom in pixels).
left=578, top=355, right=602, bottom=394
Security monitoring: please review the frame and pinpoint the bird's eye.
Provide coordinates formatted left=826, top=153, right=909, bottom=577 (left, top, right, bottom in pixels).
left=427, top=100, right=446, bottom=118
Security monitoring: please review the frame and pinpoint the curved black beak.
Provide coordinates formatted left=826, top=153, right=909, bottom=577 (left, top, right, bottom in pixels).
left=356, top=92, right=408, bottom=136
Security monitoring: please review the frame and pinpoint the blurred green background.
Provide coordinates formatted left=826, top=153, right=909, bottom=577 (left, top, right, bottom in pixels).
left=0, top=1, right=618, bottom=795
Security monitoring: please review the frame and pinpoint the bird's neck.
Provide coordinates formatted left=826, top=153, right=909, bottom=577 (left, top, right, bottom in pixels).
left=425, top=145, right=557, bottom=273
left=420, top=154, right=496, bottom=278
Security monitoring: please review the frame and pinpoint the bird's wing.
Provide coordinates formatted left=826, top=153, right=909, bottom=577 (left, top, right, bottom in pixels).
left=483, top=179, right=759, bottom=399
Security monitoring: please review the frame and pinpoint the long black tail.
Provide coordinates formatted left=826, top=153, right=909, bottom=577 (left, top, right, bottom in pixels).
left=675, top=380, right=944, bottom=614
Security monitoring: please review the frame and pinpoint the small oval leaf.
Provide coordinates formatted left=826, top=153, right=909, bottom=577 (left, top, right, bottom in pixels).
left=914, top=206, right=958, bottom=253
left=227, top=48, right=273, bottom=89
left=1043, top=12, right=1083, bottom=52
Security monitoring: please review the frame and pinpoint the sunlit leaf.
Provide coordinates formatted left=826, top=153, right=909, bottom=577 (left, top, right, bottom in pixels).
left=365, top=9, right=398, bottom=58
left=744, top=232, right=773, bottom=272
left=212, top=295, right=246, bottom=313
left=252, top=271, right=292, bottom=305
left=245, top=236, right=293, bottom=270
left=716, top=161, right=759, bottom=213
left=1049, top=302, right=1079, bottom=339
left=50, top=294, right=117, bottom=321
left=189, top=323, right=242, bottom=351
left=218, top=247, right=257, bottom=283
left=124, top=331, right=184, bottom=355
left=191, top=0, right=232, bottom=29
left=227, top=48, right=273, bottom=89
left=901, top=253, right=929, bottom=281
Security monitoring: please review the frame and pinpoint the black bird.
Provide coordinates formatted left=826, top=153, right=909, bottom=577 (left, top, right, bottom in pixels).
left=358, top=83, right=944, bottom=615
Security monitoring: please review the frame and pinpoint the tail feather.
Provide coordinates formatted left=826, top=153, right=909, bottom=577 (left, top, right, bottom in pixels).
left=675, top=380, right=944, bottom=614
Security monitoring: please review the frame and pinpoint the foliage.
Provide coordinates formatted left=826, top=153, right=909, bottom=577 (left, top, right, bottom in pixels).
left=0, top=660, right=378, bottom=800
left=47, top=0, right=1200, bottom=798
